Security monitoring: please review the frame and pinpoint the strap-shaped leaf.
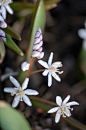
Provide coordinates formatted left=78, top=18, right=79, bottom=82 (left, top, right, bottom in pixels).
left=18, top=0, right=45, bottom=82
left=0, top=38, right=5, bottom=63
left=4, top=34, right=24, bottom=56
left=0, top=101, right=31, bottom=130
left=1, top=25, right=21, bottom=41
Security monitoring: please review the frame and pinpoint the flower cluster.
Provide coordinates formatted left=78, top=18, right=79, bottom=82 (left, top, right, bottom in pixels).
left=4, top=27, right=79, bottom=124
left=31, top=28, right=44, bottom=59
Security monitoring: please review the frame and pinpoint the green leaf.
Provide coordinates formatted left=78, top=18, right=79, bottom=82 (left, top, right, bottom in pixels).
left=4, top=34, right=24, bottom=56
left=11, top=2, right=35, bottom=11
left=0, top=101, right=31, bottom=130
left=18, top=0, right=45, bottom=83
left=1, top=25, right=21, bottom=41
left=0, top=38, right=5, bottom=64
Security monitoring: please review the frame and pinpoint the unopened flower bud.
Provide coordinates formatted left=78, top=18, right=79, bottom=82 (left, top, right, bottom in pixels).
left=21, top=61, right=30, bottom=71
left=0, top=29, right=6, bottom=42
left=37, top=52, right=44, bottom=59
left=31, top=51, right=40, bottom=57
left=0, top=21, right=7, bottom=28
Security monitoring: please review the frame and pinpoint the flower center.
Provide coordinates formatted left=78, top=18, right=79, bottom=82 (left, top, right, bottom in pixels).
left=17, top=90, right=24, bottom=95
left=60, top=106, right=66, bottom=112
left=49, top=67, right=56, bottom=72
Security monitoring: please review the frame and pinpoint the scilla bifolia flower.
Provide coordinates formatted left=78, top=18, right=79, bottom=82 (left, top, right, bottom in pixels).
left=21, top=61, right=30, bottom=71
left=38, top=52, right=63, bottom=87
left=48, top=95, right=79, bottom=123
left=0, top=0, right=13, bottom=19
left=31, top=28, right=44, bottom=59
left=4, top=76, right=39, bottom=108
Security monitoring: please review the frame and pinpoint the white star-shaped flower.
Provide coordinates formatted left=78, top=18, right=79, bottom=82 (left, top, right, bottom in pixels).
left=4, top=76, right=39, bottom=108
left=38, top=52, right=63, bottom=87
left=47, top=95, right=79, bottom=123
left=0, top=0, right=13, bottom=19
left=21, top=61, right=30, bottom=71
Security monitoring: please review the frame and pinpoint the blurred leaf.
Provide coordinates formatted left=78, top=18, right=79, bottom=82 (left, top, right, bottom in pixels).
left=0, top=101, right=31, bottom=130
left=4, top=34, right=24, bottom=56
left=11, top=2, right=35, bottom=11
left=29, top=96, right=86, bottom=130
left=18, top=0, right=45, bottom=83
left=1, top=25, right=21, bottom=41
left=17, top=9, right=33, bottom=18
left=0, top=38, right=5, bottom=63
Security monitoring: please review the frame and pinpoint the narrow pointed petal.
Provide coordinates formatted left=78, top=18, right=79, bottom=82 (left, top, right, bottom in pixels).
left=0, top=15, right=4, bottom=22
left=66, top=101, right=79, bottom=107
left=21, top=62, right=30, bottom=71
left=24, top=89, right=39, bottom=95
left=5, top=5, right=13, bottom=14
left=1, top=5, right=6, bottom=19
left=62, top=95, right=70, bottom=105
left=23, top=95, right=32, bottom=106
left=9, top=76, right=21, bottom=88
left=4, top=87, right=17, bottom=94
left=38, top=60, right=49, bottom=68
left=56, top=96, right=62, bottom=106
left=48, top=107, right=59, bottom=113
left=22, top=78, right=29, bottom=90
left=42, top=69, right=49, bottom=76
left=48, top=52, right=53, bottom=67
left=64, top=108, right=71, bottom=117
left=52, top=72, right=61, bottom=82
left=12, top=95, right=20, bottom=108
left=52, top=62, right=62, bottom=68
left=55, top=109, right=61, bottom=123
left=48, top=73, right=52, bottom=87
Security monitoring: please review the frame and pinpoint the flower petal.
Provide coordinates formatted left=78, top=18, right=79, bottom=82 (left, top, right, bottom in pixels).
left=48, top=73, right=52, bottom=87
left=5, top=5, right=13, bottom=14
left=22, top=78, right=29, bottom=90
left=62, top=95, right=70, bottom=105
left=9, top=76, right=21, bottom=88
left=38, top=60, right=49, bottom=68
left=78, top=29, right=86, bottom=39
left=24, top=89, right=39, bottom=95
left=55, top=109, right=61, bottom=123
left=1, top=5, right=6, bottom=19
left=4, top=87, right=17, bottom=94
left=47, top=107, right=59, bottom=113
left=12, top=95, right=20, bottom=108
left=52, top=62, right=62, bottom=68
left=48, top=52, right=53, bottom=67
left=66, top=101, right=79, bottom=107
left=63, top=108, right=71, bottom=117
left=21, top=62, right=30, bottom=71
left=42, top=69, right=49, bottom=76
left=56, top=96, right=62, bottom=106
left=23, top=95, right=32, bottom=106
left=52, top=72, right=61, bottom=82
left=0, top=15, right=4, bottom=22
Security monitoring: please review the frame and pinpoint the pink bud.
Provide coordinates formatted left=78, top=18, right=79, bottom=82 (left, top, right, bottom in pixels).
left=37, top=52, right=44, bottom=59
left=31, top=51, right=40, bottom=57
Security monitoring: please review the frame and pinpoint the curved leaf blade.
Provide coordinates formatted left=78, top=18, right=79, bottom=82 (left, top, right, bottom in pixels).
left=18, top=0, right=45, bottom=82
left=4, top=34, right=24, bottom=56
left=0, top=38, right=5, bottom=63
left=0, top=101, right=31, bottom=130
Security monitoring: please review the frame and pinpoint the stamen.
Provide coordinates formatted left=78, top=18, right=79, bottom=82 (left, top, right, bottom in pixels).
left=62, top=113, right=66, bottom=118
left=71, top=108, right=73, bottom=111
left=14, top=98, right=16, bottom=101
left=58, top=71, right=63, bottom=74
